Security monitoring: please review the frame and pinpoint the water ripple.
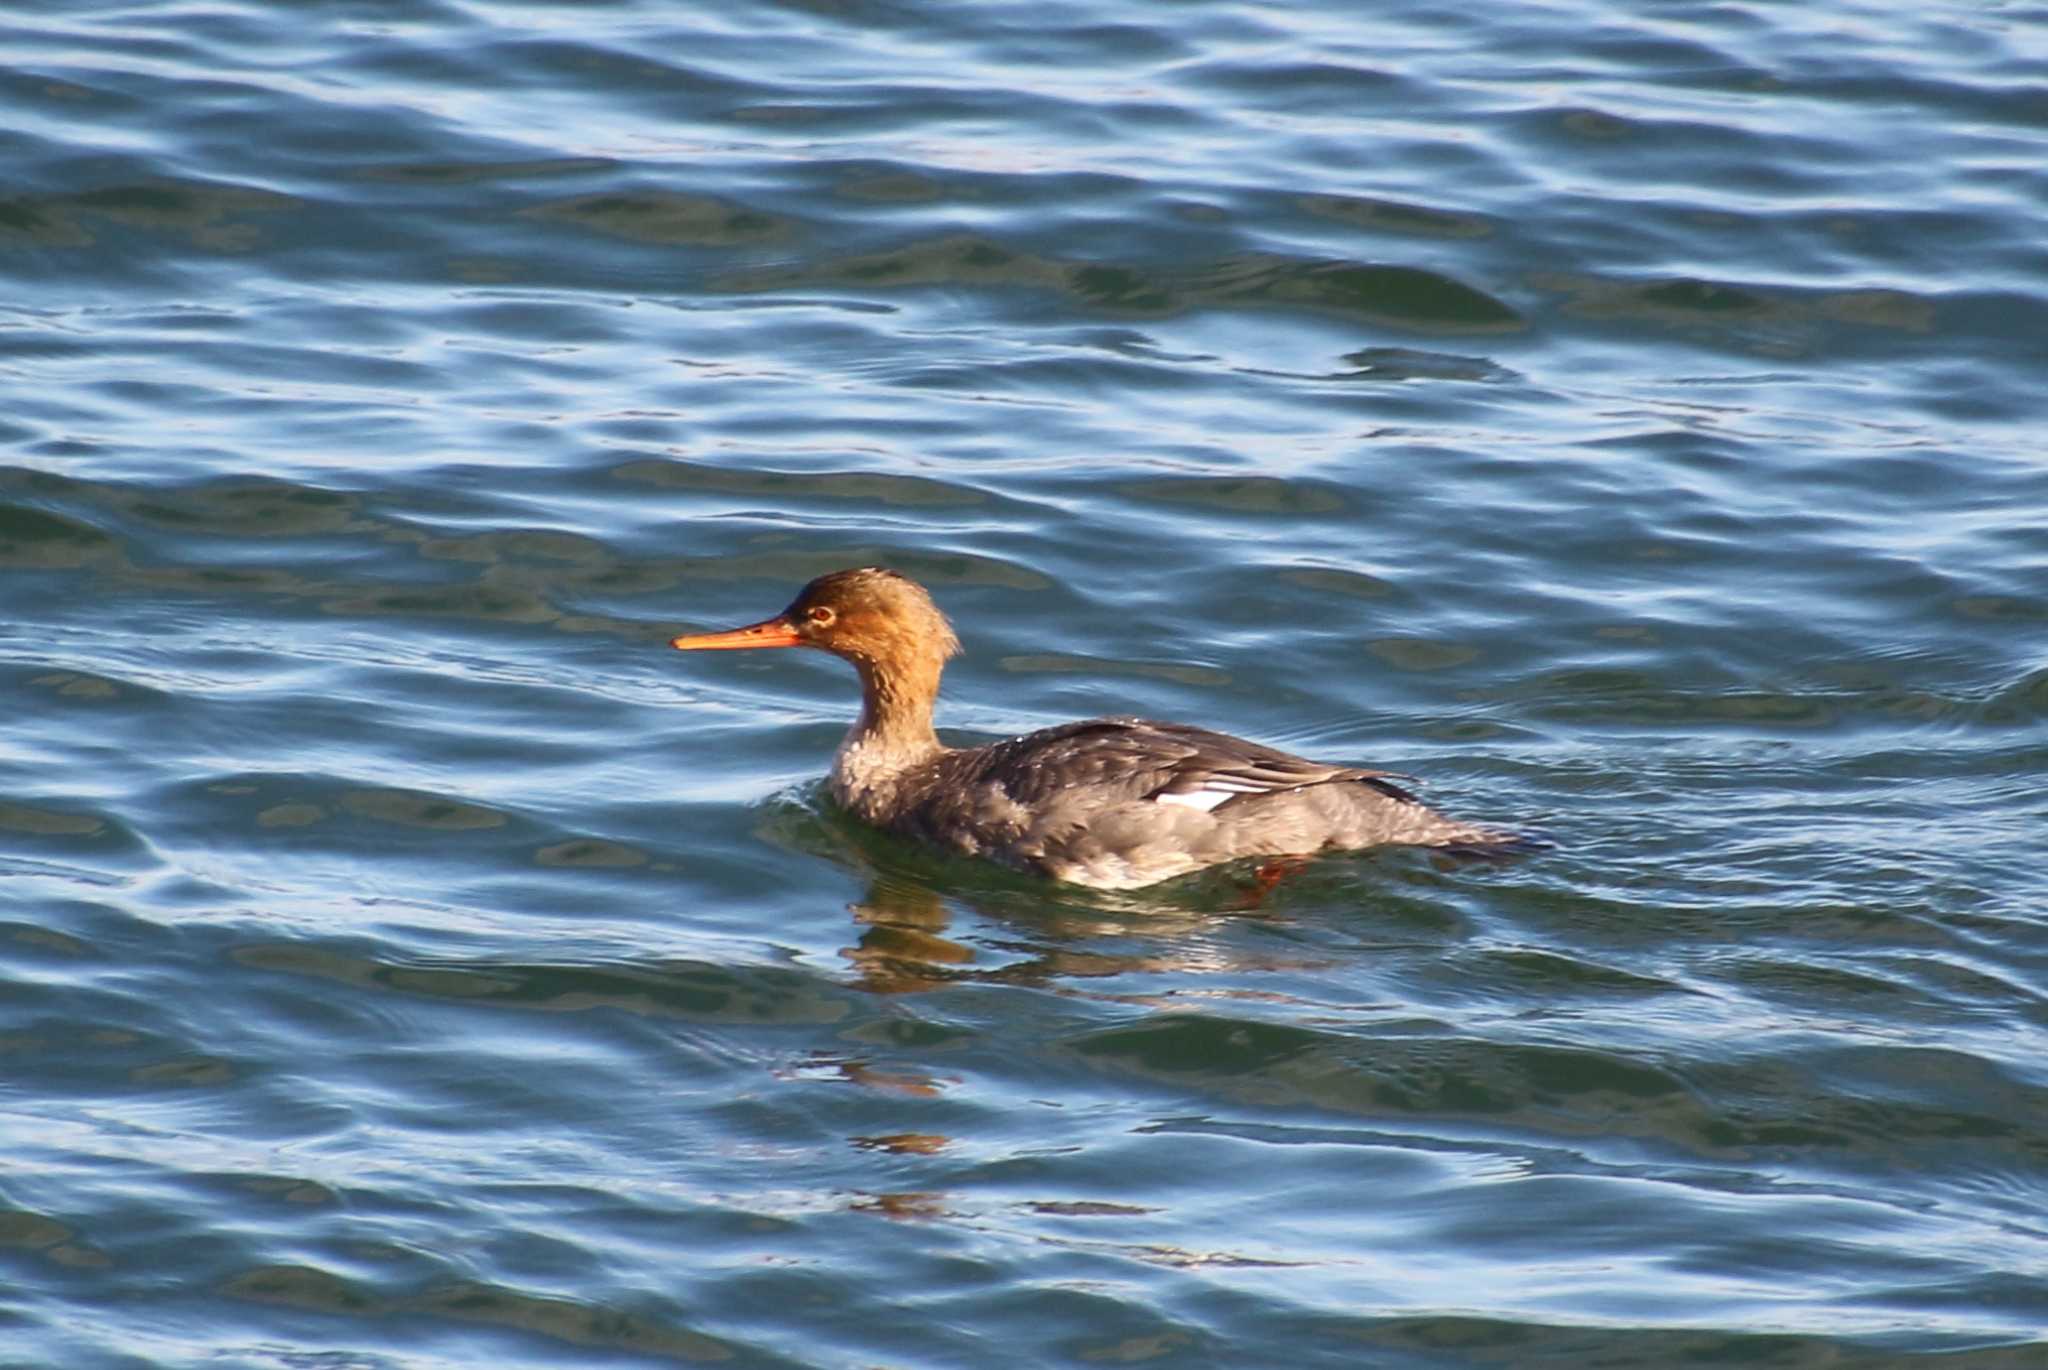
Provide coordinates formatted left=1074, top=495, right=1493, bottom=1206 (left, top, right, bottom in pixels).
left=5, top=0, right=2047, bottom=1364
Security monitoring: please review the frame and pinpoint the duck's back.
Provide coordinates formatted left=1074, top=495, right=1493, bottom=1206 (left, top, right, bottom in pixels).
left=878, top=716, right=1498, bottom=889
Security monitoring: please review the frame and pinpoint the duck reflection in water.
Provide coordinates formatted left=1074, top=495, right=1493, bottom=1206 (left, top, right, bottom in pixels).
left=764, top=798, right=1369, bottom=997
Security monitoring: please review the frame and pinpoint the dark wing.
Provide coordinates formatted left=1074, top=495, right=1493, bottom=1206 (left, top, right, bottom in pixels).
left=949, top=716, right=1417, bottom=812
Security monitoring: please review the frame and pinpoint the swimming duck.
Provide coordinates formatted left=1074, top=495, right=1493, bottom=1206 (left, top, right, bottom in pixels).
left=670, top=567, right=1509, bottom=890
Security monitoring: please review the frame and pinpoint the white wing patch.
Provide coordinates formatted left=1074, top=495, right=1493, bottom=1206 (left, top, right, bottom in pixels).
left=1153, top=779, right=1276, bottom=812
left=1154, top=789, right=1231, bottom=812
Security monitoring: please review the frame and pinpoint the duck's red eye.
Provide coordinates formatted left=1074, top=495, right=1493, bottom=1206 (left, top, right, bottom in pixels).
left=806, top=605, right=836, bottom=627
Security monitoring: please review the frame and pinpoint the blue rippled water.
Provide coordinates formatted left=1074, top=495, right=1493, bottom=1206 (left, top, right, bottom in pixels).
left=5, top=1, right=2047, bottom=1366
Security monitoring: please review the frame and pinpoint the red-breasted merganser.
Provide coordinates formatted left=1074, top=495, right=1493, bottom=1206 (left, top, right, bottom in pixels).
left=670, top=567, right=1510, bottom=890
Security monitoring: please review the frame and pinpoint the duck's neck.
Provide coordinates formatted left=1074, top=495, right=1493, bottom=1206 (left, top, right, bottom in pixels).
left=829, top=654, right=947, bottom=818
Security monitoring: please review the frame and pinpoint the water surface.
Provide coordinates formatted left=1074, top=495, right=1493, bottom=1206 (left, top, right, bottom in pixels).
left=4, top=1, right=2047, bottom=1365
